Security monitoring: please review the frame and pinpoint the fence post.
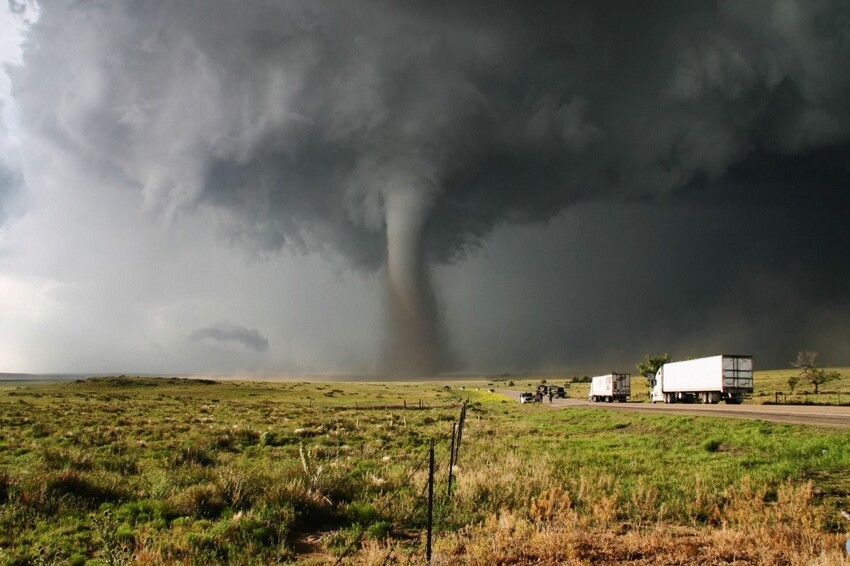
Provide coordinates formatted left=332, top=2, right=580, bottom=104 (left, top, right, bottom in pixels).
left=455, top=402, right=467, bottom=464
left=447, top=422, right=456, bottom=497
left=427, top=439, right=434, bottom=563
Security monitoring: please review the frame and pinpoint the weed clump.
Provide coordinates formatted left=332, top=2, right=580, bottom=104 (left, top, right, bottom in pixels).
left=170, top=443, right=217, bottom=468
left=45, top=470, right=127, bottom=506
left=41, top=447, right=94, bottom=471
left=166, top=483, right=226, bottom=518
left=0, top=470, right=12, bottom=504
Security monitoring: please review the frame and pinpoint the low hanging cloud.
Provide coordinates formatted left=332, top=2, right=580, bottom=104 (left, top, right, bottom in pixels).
left=189, top=321, right=269, bottom=353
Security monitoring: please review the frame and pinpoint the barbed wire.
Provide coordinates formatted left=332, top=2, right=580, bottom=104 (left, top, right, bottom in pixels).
left=333, top=403, right=466, bottom=564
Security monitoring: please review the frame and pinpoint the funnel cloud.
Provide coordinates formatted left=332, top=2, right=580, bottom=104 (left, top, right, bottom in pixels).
left=1, top=1, right=849, bottom=374
left=385, top=182, right=441, bottom=375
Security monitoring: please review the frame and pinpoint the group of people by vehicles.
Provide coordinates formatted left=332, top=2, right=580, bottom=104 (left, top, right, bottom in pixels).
left=519, top=384, right=566, bottom=404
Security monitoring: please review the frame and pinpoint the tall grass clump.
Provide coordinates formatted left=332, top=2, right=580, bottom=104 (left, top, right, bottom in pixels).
left=45, top=469, right=128, bottom=507
left=169, top=441, right=218, bottom=468
left=0, top=470, right=12, bottom=504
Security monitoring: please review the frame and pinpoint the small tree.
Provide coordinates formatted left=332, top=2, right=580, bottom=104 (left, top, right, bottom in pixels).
left=808, top=368, right=840, bottom=394
left=787, top=375, right=800, bottom=394
left=791, top=350, right=840, bottom=394
left=637, top=353, right=671, bottom=385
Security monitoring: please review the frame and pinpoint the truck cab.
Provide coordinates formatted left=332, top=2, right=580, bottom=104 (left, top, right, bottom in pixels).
left=649, top=370, right=664, bottom=403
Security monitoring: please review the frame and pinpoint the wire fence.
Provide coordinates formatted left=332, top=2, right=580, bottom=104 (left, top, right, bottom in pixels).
left=331, top=400, right=469, bottom=564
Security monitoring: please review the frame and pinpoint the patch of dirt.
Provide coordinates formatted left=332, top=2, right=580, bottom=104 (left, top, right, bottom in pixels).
left=292, top=533, right=334, bottom=562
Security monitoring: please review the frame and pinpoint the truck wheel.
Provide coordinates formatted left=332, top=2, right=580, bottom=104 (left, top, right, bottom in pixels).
left=607, top=396, right=613, bottom=403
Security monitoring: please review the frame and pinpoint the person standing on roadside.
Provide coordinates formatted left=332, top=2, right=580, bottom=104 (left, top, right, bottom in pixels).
left=548, top=389, right=554, bottom=403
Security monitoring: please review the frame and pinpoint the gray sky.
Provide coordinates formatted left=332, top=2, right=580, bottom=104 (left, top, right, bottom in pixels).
left=0, top=1, right=848, bottom=376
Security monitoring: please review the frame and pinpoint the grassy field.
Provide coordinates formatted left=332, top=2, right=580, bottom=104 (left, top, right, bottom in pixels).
left=0, top=375, right=849, bottom=564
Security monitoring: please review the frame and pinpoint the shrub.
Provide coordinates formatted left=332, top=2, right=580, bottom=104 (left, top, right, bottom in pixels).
left=30, top=422, right=53, bottom=438
left=41, top=447, right=93, bottom=471
left=0, top=470, right=12, bottom=504
left=702, top=438, right=723, bottom=453
left=170, top=443, right=217, bottom=468
left=232, top=428, right=260, bottom=447
left=100, top=454, right=139, bottom=475
left=217, top=465, right=253, bottom=510
left=166, top=483, right=225, bottom=518
left=45, top=470, right=127, bottom=507
left=117, top=500, right=159, bottom=525
left=346, top=501, right=378, bottom=526
left=365, top=520, right=392, bottom=540
left=259, top=430, right=276, bottom=447
left=90, top=509, right=134, bottom=565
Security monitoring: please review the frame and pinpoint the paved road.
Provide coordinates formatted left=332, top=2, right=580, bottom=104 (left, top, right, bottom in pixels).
left=497, top=390, right=850, bottom=428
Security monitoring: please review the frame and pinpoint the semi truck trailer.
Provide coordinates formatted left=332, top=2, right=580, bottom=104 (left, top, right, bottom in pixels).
left=589, top=373, right=631, bottom=402
left=649, top=355, right=753, bottom=404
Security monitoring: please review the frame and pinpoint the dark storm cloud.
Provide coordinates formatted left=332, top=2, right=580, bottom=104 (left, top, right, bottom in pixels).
left=7, top=0, right=850, bottom=371
left=189, top=321, right=269, bottom=353
left=10, top=0, right=848, bottom=259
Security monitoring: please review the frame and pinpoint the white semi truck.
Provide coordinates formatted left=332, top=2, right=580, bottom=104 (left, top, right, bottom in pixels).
left=649, top=355, right=753, bottom=404
left=589, top=373, right=631, bottom=402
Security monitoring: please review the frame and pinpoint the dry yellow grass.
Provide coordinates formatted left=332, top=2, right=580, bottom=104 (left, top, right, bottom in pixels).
left=422, top=480, right=848, bottom=565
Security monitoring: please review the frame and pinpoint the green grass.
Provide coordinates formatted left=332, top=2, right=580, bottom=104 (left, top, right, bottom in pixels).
left=753, top=367, right=850, bottom=404
left=0, top=376, right=848, bottom=564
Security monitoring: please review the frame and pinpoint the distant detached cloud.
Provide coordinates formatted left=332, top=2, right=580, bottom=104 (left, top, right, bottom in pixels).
left=189, top=321, right=269, bottom=352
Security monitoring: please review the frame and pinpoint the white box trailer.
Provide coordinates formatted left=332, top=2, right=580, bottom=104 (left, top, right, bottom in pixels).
left=589, top=373, right=630, bottom=402
left=650, top=355, right=753, bottom=404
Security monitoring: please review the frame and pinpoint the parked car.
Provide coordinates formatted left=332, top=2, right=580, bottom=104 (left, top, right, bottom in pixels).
left=518, top=392, right=535, bottom=404
left=553, top=386, right=566, bottom=398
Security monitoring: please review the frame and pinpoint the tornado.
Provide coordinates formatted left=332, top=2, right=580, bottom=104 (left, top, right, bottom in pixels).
left=384, top=186, right=442, bottom=377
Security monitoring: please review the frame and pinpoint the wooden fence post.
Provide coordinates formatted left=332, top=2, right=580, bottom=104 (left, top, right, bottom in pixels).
left=427, top=439, right=434, bottom=563
left=447, top=422, right=456, bottom=497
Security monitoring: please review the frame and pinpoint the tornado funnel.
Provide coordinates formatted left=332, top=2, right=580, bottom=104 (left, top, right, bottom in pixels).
left=384, top=188, right=441, bottom=376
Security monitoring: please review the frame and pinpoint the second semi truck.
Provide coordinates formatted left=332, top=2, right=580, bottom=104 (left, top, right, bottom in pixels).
left=589, top=373, right=631, bottom=402
left=649, top=355, right=753, bottom=404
